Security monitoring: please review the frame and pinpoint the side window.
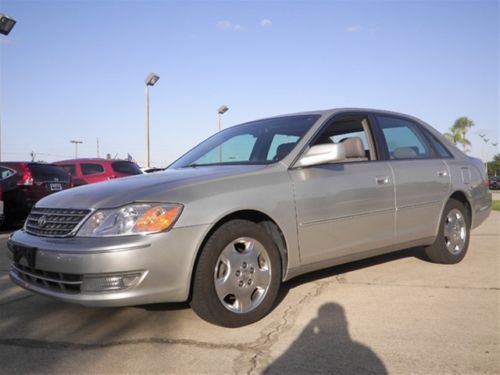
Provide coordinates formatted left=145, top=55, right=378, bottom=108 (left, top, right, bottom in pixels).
left=376, top=116, right=433, bottom=160
left=267, top=134, right=300, bottom=161
left=425, top=132, right=453, bottom=158
left=60, top=164, right=76, bottom=176
left=81, top=163, right=105, bottom=175
left=194, top=134, right=257, bottom=165
left=311, top=116, right=375, bottom=162
left=331, top=130, right=369, bottom=149
left=0, top=166, right=16, bottom=180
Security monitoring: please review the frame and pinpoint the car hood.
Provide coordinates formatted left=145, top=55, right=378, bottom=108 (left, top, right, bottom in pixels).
left=36, top=165, right=269, bottom=210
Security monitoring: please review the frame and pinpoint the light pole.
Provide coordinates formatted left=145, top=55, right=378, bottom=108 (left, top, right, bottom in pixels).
left=0, top=13, right=16, bottom=35
left=217, top=105, right=229, bottom=132
left=217, top=105, right=229, bottom=162
left=145, top=73, right=160, bottom=168
left=70, top=140, right=83, bottom=159
left=0, top=13, right=17, bottom=162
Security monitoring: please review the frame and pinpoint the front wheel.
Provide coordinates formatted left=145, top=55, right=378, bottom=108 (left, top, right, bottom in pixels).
left=425, top=199, right=470, bottom=264
left=190, top=220, right=282, bottom=327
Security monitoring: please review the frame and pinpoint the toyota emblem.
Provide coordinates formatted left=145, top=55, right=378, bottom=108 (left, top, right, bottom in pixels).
left=38, top=215, right=48, bottom=228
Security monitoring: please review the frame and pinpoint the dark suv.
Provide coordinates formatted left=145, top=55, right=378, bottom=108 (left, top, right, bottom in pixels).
left=54, top=159, right=142, bottom=186
left=0, top=162, right=71, bottom=226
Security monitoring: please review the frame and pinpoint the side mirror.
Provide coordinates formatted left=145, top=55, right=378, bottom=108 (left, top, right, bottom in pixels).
left=296, top=143, right=346, bottom=167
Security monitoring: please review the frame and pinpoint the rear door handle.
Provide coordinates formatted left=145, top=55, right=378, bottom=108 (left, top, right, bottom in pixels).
left=375, top=176, right=390, bottom=185
left=437, top=170, right=448, bottom=177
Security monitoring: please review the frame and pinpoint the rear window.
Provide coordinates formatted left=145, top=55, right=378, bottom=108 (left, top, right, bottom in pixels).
left=112, top=161, right=142, bottom=175
left=28, top=164, right=71, bottom=182
left=81, top=163, right=105, bottom=175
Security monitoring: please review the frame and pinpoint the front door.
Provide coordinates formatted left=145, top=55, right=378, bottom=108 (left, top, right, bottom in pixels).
left=290, top=114, right=396, bottom=265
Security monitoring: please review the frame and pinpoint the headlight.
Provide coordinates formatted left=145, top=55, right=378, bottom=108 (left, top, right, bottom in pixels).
left=77, top=203, right=183, bottom=237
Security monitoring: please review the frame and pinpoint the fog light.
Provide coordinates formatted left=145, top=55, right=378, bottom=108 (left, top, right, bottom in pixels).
left=82, top=273, right=142, bottom=292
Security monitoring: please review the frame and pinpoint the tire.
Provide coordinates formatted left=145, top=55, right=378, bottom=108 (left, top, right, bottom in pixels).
left=191, top=219, right=282, bottom=327
left=425, top=199, right=470, bottom=264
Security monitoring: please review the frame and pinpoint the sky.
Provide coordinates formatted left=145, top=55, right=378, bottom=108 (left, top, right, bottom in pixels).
left=0, top=0, right=498, bottom=167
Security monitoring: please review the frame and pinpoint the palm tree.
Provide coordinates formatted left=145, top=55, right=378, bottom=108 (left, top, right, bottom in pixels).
left=444, top=117, right=475, bottom=153
left=444, top=128, right=467, bottom=146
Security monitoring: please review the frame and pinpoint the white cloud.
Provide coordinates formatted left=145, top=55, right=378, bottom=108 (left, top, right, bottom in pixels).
left=217, top=20, right=244, bottom=32
left=260, top=19, right=272, bottom=27
left=217, top=20, right=233, bottom=31
left=347, top=25, right=362, bottom=33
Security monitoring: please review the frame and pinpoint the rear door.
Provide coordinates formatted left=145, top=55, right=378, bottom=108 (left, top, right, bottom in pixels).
left=373, top=115, right=451, bottom=244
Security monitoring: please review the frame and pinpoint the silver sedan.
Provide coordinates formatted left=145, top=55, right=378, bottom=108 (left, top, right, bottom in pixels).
left=8, top=108, right=491, bottom=327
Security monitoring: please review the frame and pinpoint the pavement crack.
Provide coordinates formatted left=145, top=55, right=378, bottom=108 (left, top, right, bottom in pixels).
left=235, top=279, right=333, bottom=375
left=334, top=281, right=500, bottom=291
left=0, top=337, right=248, bottom=351
left=0, top=294, right=34, bottom=306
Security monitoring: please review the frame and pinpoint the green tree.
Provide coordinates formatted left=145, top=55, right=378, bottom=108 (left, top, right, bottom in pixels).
left=487, top=153, right=500, bottom=176
left=444, top=117, right=475, bottom=153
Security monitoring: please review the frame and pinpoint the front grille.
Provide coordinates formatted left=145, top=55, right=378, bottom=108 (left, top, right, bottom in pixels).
left=25, top=207, right=91, bottom=237
left=12, top=263, right=82, bottom=294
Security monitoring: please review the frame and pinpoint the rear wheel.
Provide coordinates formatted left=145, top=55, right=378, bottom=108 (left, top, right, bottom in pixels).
left=191, top=220, right=281, bottom=327
left=425, top=199, right=470, bottom=264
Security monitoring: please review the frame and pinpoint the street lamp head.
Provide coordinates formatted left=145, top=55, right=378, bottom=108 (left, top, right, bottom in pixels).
left=145, top=73, right=160, bottom=86
left=218, top=105, right=229, bottom=115
left=0, top=13, right=16, bottom=36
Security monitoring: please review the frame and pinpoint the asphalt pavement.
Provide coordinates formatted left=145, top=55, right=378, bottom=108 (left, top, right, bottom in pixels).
left=0, top=212, right=498, bottom=374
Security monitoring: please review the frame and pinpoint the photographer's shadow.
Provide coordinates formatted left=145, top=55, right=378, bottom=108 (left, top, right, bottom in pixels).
left=265, top=303, right=387, bottom=374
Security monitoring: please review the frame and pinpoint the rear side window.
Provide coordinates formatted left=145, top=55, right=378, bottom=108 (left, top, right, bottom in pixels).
left=81, top=163, right=105, bottom=175
left=376, top=116, right=433, bottom=159
left=29, top=164, right=71, bottom=182
left=112, top=161, right=142, bottom=175
left=60, top=164, right=77, bottom=176
left=425, top=132, right=453, bottom=158
left=0, top=166, right=16, bottom=179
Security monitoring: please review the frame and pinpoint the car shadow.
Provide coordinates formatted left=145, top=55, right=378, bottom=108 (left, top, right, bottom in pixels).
left=275, top=246, right=427, bottom=307
left=137, top=246, right=427, bottom=313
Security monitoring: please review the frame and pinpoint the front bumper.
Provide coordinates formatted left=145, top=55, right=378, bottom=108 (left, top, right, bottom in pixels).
left=7, top=224, right=210, bottom=306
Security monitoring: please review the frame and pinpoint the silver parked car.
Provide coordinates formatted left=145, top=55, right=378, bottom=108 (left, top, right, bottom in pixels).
left=8, top=109, right=491, bottom=327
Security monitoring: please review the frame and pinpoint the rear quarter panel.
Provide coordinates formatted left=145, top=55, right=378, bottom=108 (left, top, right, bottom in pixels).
left=444, top=159, right=491, bottom=229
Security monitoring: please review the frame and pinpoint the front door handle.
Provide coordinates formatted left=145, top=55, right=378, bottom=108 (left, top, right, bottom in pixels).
left=375, top=176, right=390, bottom=185
left=437, top=170, right=448, bottom=177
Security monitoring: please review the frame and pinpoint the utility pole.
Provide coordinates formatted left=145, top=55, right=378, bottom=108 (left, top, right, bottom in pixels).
left=96, top=137, right=100, bottom=158
left=70, top=140, right=83, bottom=159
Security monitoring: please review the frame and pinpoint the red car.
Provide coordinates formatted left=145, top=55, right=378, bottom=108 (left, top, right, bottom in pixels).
left=0, top=162, right=72, bottom=226
left=54, top=158, right=142, bottom=186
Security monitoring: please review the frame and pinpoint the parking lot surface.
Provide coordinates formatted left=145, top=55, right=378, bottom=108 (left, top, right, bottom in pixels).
left=1, top=212, right=498, bottom=374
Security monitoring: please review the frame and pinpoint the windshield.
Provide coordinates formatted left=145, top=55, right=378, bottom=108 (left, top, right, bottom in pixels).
left=170, top=115, right=320, bottom=168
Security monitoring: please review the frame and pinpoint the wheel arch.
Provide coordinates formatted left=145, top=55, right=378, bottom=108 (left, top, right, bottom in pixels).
left=188, top=209, right=289, bottom=300
left=448, top=190, right=472, bottom=224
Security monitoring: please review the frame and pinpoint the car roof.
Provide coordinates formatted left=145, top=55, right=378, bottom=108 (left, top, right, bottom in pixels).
left=246, top=108, right=431, bottom=129
left=54, top=158, right=133, bottom=164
